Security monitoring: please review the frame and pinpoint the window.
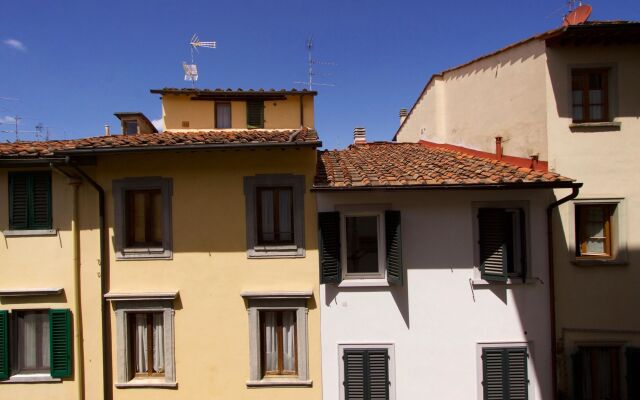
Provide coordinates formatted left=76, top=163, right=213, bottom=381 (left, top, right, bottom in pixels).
left=339, top=344, right=395, bottom=400
left=246, top=100, right=264, bottom=129
left=572, top=346, right=621, bottom=400
left=260, top=310, right=297, bottom=376
left=481, top=346, right=529, bottom=400
left=124, top=120, right=138, bottom=135
left=106, top=292, right=176, bottom=388
left=257, top=187, right=294, bottom=245
left=477, top=207, right=527, bottom=282
left=576, top=204, right=613, bottom=258
left=242, top=292, right=311, bottom=387
left=0, top=309, right=72, bottom=381
left=318, top=209, right=403, bottom=285
left=627, top=347, right=640, bottom=399
left=244, top=175, right=305, bottom=258
left=572, top=68, right=609, bottom=123
left=215, top=102, right=231, bottom=128
left=8, top=171, right=52, bottom=231
left=113, top=177, right=172, bottom=260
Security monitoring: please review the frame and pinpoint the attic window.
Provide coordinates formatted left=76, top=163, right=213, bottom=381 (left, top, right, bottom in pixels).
left=181, top=121, right=190, bottom=128
left=124, top=120, right=138, bottom=135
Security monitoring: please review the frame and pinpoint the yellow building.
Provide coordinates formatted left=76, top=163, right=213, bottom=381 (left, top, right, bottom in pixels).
left=0, top=88, right=322, bottom=400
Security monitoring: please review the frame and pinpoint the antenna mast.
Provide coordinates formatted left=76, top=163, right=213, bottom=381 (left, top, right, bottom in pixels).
left=295, top=37, right=335, bottom=90
left=183, top=34, right=216, bottom=88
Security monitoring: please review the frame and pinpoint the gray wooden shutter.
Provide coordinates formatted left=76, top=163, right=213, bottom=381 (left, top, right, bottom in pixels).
left=319, top=212, right=341, bottom=284
left=385, top=211, right=403, bottom=285
left=478, top=208, right=509, bottom=282
left=482, top=348, right=505, bottom=400
left=31, top=172, right=52, bottom=229
left=482, top=347, right=528, bottom=400
left=507, top=348, right=529, bottom=400
left=343, top=349, right=390, bottom=400
left=8, top=173, right=29, bottom=230
left=518, top=209, right=527, bottom=283
left=49, top=309, right=72, bottom=378
left=0, top=310, right=9, bottom=380
left=627, top=347, right=640, bottom=400
left=344, top=349, right=366, bottom=400
left=246, top=100, right=264, bottom=128
left=368, top=349, right=390, bottom=400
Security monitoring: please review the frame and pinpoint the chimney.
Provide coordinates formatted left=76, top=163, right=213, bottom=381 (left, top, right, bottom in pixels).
left=495, top=136, right=503, bottom=159
left=530, top=154, right=539, bottom=170
left=353, top=127, right=366, bottom=145
left=399, top=108, right=408, bottom=125
left=104, top=124, right=111, bottom=136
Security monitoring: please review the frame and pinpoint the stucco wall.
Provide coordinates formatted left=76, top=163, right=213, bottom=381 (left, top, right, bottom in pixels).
left=317, top=189, right=554, bottom=400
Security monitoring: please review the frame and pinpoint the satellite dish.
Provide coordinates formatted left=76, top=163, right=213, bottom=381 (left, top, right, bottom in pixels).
left=563, top=4, right=592, bottom=26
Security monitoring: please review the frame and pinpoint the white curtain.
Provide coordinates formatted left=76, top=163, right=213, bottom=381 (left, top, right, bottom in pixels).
left=41, top=316, right=50, bottom=368
left=282, top=311, right=296, bottom=371
left=260, top=191, right=275, bottom=241
left=153, top=313, right=164, bottom=373
left=22, top=314, right=37, bottom=369
left=279, top=190, right=292, bottom=241
left=135, top=314, right=148, bottom=373
left=264, top=312, right=278, bottom=372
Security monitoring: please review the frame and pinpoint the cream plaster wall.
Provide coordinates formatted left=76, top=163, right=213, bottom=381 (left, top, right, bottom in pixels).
left=317, top=189, right=555, bottom=400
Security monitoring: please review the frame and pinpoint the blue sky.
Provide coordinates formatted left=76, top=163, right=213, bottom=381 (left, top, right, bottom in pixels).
left=1, top=0, right=638, bottom=149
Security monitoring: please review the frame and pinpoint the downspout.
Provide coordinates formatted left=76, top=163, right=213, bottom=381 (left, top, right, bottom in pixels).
left=546, top=183, right=581, bottom=400
left=50, top=164, right=85, bottom=400
left=68, top=163, right=112, bottom=400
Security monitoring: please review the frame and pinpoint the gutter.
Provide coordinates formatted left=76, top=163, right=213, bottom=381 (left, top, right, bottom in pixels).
left=546, top=183, right=582, bottom=400
left=311, top=182, right=580, bottom=192
left=68, top=162, right=112, bottom=400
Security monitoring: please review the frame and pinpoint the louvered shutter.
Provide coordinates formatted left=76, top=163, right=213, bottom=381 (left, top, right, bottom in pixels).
left=478, top=208, right=509, bottom=281
left=627, top=347, right=640, bottom=400
left=344, top=350, right=366, bottom=400
left=518, top=209, right=527, bottom=283
left=0, top=311, right=9, bottom=380
left=482, top=347, right=529, bottom=400
left=507, top=348, right=529, bottom=400
left=49, top=309, right=72, bottom=378
left=385, top=211, right=403, bottom=285
left=483, top=348, right=505, bottom=400
left=367, top=349, right=390, bottom=400
left=246, top=100, right=264, bottom=128
left=30, top=172, right=52, bottom=229
left=8, top=173, right=29, bottom=229
left=319, top=212, right=341, bottom=284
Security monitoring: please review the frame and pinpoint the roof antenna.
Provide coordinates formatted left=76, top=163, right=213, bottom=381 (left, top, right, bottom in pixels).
left=183, top=34, right=216, bottom=88
left=294, top=36, right=335, bottom=90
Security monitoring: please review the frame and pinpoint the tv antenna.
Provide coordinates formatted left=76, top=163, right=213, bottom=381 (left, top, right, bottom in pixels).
left=294, top=36, right=335, bottom=90
left=183, top=34, right=216, bottom=87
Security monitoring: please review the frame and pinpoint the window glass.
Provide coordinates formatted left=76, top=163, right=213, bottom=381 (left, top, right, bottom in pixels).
left=257, top=187, right=294, bottom=245
left=16, top=311, right=50, bottom=373
left=125, top=120, right=138, bottom=135
left=346, top=216, right=379, bottom=274
left=571, top=69, right=609, bottom=122
left=577, top=204, right=612, bottom=257
left=215, top=102, right=231, bottom=128
left=575, top=346, right=620, bottom=399
left=128, top=312, right=164, bottom=377
left=125, top=189, right=163, bottom=248
left=261, top=310, right=297, bottom=376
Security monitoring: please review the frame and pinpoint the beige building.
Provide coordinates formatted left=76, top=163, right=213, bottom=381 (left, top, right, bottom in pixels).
left=395, top=21, right=640, bottom=399
left=0, top=88, right=322, bottom=400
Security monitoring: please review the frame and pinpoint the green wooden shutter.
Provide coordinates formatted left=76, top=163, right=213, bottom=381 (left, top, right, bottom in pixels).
left=319, top=212, right=341, bottom=284
left=368, top=349, right=390, bottom=400
left=49, top=309, right=72, bottom=378
left=518, top=209, right=527, bottom=283
left=482, top=347, right=529, bottom=400
left=344, top=349, right=366, bottom=400
left=483, top=348, right=505, bottom=400
left=8, top=173, right=29, bottom=230
left=30, top=172, right=52, bottom=229
left=572, top=351, right=584, bottom=400
left=506, top=348, right=529, bottom=400
left=385, top=210, right=403, bottom=285
left=478, top=208, right=509, bottom=282
left=627, top=347, right=640, bottom=400
left=246, top=100, right=264, bottom=129
left=0, top=310, right=9, bottom=380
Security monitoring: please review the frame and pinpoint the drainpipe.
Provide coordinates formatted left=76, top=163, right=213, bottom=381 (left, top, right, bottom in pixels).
left=68, top=162, right=112, bottom=400
left=546, top=183, right=581, bottom=400
left=50, top=164, right=85, bottom=400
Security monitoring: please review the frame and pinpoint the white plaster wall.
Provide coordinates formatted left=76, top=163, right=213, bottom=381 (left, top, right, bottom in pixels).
left=318, top=189, right=555, bottom=400
left=396, top=78, right=445, bottom=144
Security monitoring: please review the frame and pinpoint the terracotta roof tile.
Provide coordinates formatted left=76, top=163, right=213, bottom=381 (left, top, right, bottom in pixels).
left=314, top=142, right=575, bottom=189
left=0, top=128, right=319, bottom=158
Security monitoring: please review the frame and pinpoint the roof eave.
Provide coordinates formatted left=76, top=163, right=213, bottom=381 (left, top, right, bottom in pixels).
left=311, top=181, right=581, bottom=192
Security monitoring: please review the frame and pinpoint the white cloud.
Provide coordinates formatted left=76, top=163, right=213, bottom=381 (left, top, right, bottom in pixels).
left=3, top=39, right=27, bottom=52
left=151, top=118, right=164, bottom=132
left=0, top=116, right=16, bottom=124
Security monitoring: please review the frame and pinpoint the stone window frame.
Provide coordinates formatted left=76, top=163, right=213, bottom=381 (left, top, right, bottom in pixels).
left=243, top=174, right=305, bottom=259
left=241, top=291, right=312, bottom=387
left=475, top=341, right=535, bottom=400
left=567, top=62, right=621, bottom=131
left=337, top=343, right=396, bottom=400
left=568, top=198, right=628, bottom=266
left=112, top=177, right=173, bottom=260
left=105, top=292, right=178, bottom=389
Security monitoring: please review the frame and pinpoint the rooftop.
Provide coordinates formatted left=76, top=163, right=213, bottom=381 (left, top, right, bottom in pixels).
left=314, top=142, right=575, bottom=190
left=0, top=128, right=320, bottom=159
left=150, top=88, right=317, bottom=100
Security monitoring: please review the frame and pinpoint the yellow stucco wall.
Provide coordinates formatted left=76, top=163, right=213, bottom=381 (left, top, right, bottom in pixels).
left=162, top=95, right=315, bottom=131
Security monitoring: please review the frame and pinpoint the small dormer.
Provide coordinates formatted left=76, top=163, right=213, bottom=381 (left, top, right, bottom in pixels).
left=114, top=112, right=158, bottom=135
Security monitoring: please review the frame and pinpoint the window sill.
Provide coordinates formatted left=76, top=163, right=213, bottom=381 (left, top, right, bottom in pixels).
left=247, top=247, right=305, bottom=259
left=572, top=257, right=627, bottom=266
left=3, top=229, right=57, bottom=237
left=569, top=121, right=621, bottom=131
left=116, top=248, right=172, bottom=261
left=1, top=374, right=61, bottom=384
left=115, top=379, right=177, bottom=389
left=246, top=378, right=312, bottom=387
left=338, top=279, right=389, bottom=288
left=471, top=277, right=542, bottom=287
